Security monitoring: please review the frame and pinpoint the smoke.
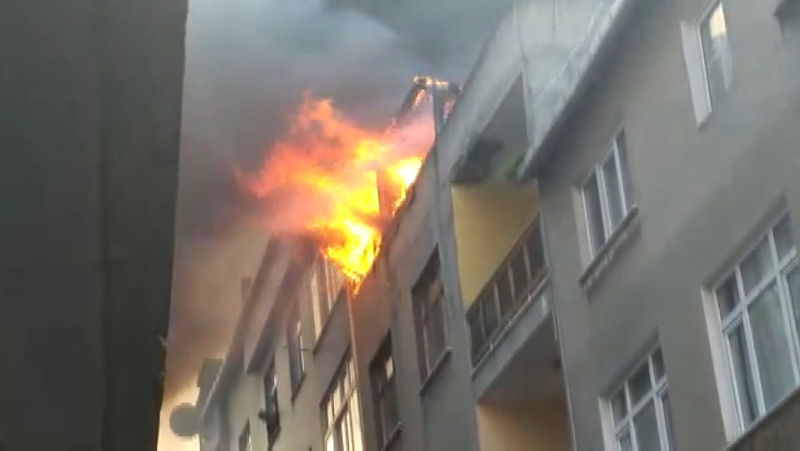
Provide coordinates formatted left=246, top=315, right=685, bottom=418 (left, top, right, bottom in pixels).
left=235, top=94, right=435, bottom=234
left=162, top=0, right=468, bottom=432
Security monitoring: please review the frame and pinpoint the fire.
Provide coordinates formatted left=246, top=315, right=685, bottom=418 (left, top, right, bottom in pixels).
left=237, top=93, right=434, bottom=283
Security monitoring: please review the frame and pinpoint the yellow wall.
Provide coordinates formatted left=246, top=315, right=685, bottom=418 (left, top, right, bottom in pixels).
left=451, top=183, right=538, bottom=308
left=476, top=398, right=571, bottom=451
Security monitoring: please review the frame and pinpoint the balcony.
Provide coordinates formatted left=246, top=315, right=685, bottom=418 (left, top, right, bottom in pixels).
left=466, top=217, right=547, bottom=367
left=730, top=388, right=800, bottom=451
left=447, top=0, right=639, bottom=183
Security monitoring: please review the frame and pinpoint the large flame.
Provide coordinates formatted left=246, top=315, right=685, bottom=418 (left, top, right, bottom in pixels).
left=237, top=93, right=434, bottom=283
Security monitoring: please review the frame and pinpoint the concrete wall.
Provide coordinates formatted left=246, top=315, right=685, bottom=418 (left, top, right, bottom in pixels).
left=476, top=398, right=571, bottom=451
left=535, top=0, right=800, bottom=448
left=0, top=0, right=186, bottom=449
left=451, top=183, right=539, bottom=307
left=214, top=257, right=353, bottom=451
left=347, top=145, right=483, bottom=451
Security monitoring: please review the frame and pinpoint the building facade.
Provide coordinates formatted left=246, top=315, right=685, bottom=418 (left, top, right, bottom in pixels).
left=2, top=0, right=187, bottom=449
left=198, top=0, right=800, bottom=450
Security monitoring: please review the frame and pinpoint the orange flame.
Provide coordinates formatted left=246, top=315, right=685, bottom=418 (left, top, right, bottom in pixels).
left=237, top=93, right=434, bottom=283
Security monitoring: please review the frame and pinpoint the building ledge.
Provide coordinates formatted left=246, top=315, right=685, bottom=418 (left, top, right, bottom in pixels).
left=419, top=348, right=452, bottom=396
left=579, top=206, right=640, bottom=293
left=382, top=423, right=403, bottom=451
left=728, top=386, right=800, bottom=451
left=471, top=289, right=551, bottom=401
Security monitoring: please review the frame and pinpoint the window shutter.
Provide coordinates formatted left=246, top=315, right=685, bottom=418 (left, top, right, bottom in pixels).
left=680, top=22, right=712, bottom=126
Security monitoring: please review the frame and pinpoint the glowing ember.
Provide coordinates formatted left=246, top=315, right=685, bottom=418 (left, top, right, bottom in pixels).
left=236, top=93, right=434, bottom=283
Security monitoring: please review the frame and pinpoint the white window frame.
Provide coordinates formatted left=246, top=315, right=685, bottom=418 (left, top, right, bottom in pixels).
left=713, top=214, right=800, bottom=434
left=287, top=305, right=305, bottom=392
left=581, top=132, right=634, bottom=257
left=238, top=422, right=252, bottom=451
left=680, top=1, right=733, bottom=125
left=413, top=251, right=448, bottom=380
left=607, top=348, right=674, bottom=451
left=322, top=355, right=364, bottom=451
left=698, top=1, right=733, bottom=109
left=310, top=258, right=345, bottom=340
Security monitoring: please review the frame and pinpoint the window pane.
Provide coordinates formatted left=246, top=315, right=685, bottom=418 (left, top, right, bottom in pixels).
left=652, top=349, right=665, bottom=381
left=603, top=154, right=625, bottom=230
left=385, top=356, right=394, bottom=380
left=661, top=390, right=676, bottom=449
left=741, top=238, right=774, bottom=294
left=311, top=270, right=323, bottom=336
left=425, top=301, right=446, bottom=368
left=584, top=173, right=606, bottom=253
left=468, top=308, right=485, bottom=361
left=717, top=274, right=740, bottom=318
left=629, top=364, right=652, bottom=405
left=350, top=391, right=364, bottom=451
left=510, top=248, right=529, bottom=303
left=749, top=282, right=797, bottom=410
left=481, top=288, right=499, bottom=337
left=616, top=132, right=635, bottom=209
left=617, top=429, right=633, bottom=451
left=787, top=266, right=800, bottom=339
left=325, top=433, right=335, bottom=451
left=728, top=324, right=759, bottom=426
left=633, top=401, right=660, bottom=451
left=525, top=222, right=546, bottom=283
left=701, top=3, right=733, bottom=106
left=496, top=274, right=514, bottom=318
left=774, top=216, right=795, bottom=261
left=381, top=381, right=399, bottom=440
left=612, top=390, right=628, bottom=423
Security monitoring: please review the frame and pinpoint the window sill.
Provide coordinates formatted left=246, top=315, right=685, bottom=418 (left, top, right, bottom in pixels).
left=290, top=373, right=306, bottom=403
left=579, top=206, right=640, bottom=293
left=381, top=423, right=402, bottom=451
left=726, top=384, right=800, bottom=450
left=418, top=348, right=452, bottom=396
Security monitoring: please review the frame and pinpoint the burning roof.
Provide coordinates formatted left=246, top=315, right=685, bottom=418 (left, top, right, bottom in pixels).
left=236, top=77, right=457, bottom=285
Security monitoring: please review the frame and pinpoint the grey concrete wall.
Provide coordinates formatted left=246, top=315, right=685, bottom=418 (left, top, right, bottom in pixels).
left=215, top=260, right=352, bottom=451
left=535, top=0, right=800, bottom=448
left=0, top=0, right=186, bottom=449
left=345, top=126, right=483, bottom=451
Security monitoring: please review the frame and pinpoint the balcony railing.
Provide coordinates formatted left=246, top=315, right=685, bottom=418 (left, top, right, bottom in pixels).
left=466, top=216, right=547, bottom=367
left=730, top=387, right=800, bottom=451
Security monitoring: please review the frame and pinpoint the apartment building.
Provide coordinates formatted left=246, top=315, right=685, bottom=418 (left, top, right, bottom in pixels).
left=198, top=0, right=800, bottom=450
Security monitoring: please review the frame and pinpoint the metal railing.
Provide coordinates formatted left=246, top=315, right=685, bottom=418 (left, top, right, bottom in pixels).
left=466, top=216, right=547, bottom=366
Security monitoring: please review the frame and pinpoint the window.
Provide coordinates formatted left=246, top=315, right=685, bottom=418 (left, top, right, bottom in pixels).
left=582, top=131, right=635, bottom=256
left=261, top=362, right=281, bottom=446
left=681, top=1, right=733, bottom=124
left=467, top=218, right=548, bottom=365
left=371, top=336, right=400, bottom=449
left=238, top=422, right=252, bottom=451
left=608, top=348, right=676, bottom=451
left=777, top=0, right=800, bottom=104
left=322, top=355, right=364, bottom=451
left=412, top=250, right=447, bottom=380
left=287, top=304, right=306, bottom=393
left=700, top=2, right=733, bottom=108
left=714, top=214, right=799, bottom=433
left=310, top=258, right=346, bottom=340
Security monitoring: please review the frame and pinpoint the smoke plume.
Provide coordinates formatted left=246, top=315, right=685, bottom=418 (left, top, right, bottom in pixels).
left=162, top=0, right=463, bottom=439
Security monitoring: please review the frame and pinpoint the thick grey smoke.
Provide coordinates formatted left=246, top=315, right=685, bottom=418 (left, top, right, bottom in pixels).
left=164, top=0, right=469, bottom=414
